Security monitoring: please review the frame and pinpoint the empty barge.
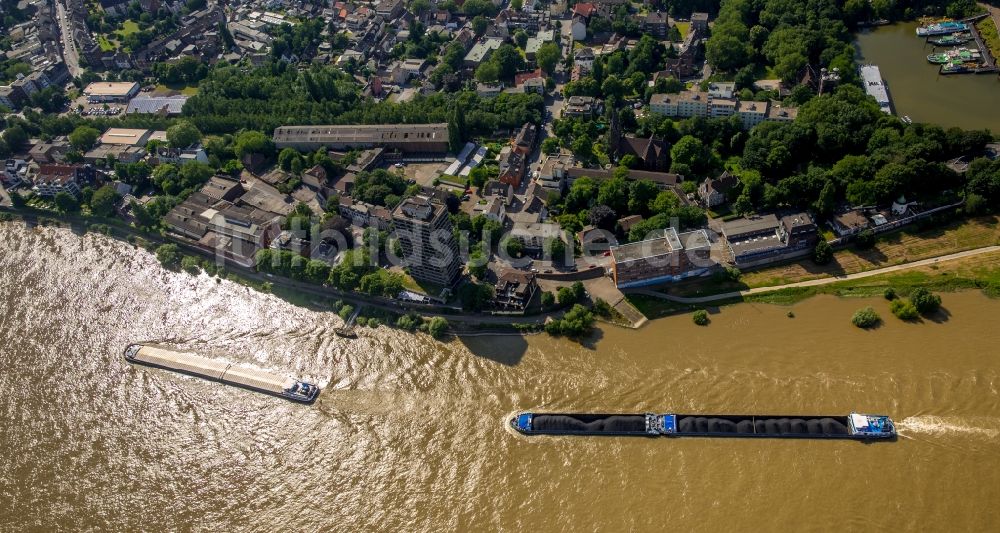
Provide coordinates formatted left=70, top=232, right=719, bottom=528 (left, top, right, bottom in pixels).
left=511, top=412, right=895, bottom=440
left=124, top=344, right=320, bottom=403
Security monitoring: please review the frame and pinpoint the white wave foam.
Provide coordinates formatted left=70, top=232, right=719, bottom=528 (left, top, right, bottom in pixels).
left=896, top=415, right=1000, bottom=439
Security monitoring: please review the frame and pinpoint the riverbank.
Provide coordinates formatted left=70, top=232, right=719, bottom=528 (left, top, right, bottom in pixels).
left=630, top=248, right=1000, bottom=319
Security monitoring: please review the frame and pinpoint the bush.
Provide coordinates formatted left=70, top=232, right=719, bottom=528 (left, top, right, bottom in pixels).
left=396, top=312, right=422, bottom=331
left=338, top=304, right=355, bottom=321
left=181, top=255, right=201, bottom=274
left=541, top=291, right=555, bottom=307
left=813, top=240, right=833, bottom=265
left=154, top=243, right=181, bottom=268
left=592, top=297, right=613, bottom=318
left=851, top=307, right=881, bottom=329
left=890, top=299, right=919, bottom=321
left=426, top=317, right=449, bottom=338
left=883, top=287, right=896, bottom=300
left=855, top=228, right=876, bottom=249
left=545, top=304, right=595, bottom=338
left=692, top=309, right=709, bottom=325
left=909, top=287, right=941, bottom=316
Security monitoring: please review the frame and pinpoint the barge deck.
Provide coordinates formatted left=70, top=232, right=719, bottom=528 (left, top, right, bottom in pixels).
left=512, top=412, right=895, bottom=440
left=124, top=344, right=319, bottom=402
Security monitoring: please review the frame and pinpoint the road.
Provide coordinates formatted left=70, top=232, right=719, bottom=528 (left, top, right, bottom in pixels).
left=627, top=246, right=1000, bottom=304
left=55, top=1, right=82, bottom=78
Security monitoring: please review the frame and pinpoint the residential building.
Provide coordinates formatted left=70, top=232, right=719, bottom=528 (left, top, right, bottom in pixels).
left=273, top=124, right=449, bottom=153
left=765, top=103, right=798, bottom=123
left=708, top=82, right=736, bottom=99
left=642, top=12, right=669, bottom=38
left=464, top=38, right=503, bottom=68
left=571, top=15, right=587, bottom=41
left=563, top=95, right=602, bottom=118
left=574, top=47, right=595, bottom=71
left=391, top=195, right=462, bottom=286
left=610, top=227, right=712, bottom=288
left=537, top=153, right=574, bottom=192
left=737, top=100, right=768, bottom=129
left=698, top=171, right=740, bottom=208
left=721, top=212, right=817, bottom=264
left=513, top=123, right=537, bottom=156
left=477, top=82, right=504, bottom=98
left=690, top=12, right=709, bottom=36
left=497, top=148, right=526, bottom=188
left=649, top=93, right=678, bottom=117
left=675, top=90, right=710, bottom=117
left=831, top=210, right=870, bottom=237
left=510, top=222, right=566, bottom=257
left=709, top=97, right=737, bottom=118
left=494, top=269, right=538, bottom=311
left=33, top=164, right=85, bottom=197
left=564, top=167, right=684, bottom=190
left=83, top=81, right=140, bottom=103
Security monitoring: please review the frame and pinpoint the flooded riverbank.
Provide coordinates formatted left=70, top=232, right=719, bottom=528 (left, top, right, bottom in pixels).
left=1, top=222, right=998, bottom=530
left=856, top=21, right=1000, bottom=130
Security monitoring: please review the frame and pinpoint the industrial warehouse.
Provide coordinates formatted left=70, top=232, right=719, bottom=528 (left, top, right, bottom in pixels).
left=272, top=123, right=450, bottom=153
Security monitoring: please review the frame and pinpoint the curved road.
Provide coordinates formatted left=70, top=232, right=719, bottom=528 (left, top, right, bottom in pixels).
left=627, top=246, right=1000, bottom=304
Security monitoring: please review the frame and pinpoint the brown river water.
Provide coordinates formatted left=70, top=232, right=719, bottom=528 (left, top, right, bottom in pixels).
left=1, top=221, right=999, bottom=531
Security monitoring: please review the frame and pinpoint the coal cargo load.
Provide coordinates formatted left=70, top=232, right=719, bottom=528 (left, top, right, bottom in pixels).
left=531, top=414, right=647, bottom=433
left=675, top=416, right=849, bottom=436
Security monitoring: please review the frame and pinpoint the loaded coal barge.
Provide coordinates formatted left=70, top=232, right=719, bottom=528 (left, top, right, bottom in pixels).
left=124, top=344, right=320, bottom=403
left=511, top=412, right=895, bottom=440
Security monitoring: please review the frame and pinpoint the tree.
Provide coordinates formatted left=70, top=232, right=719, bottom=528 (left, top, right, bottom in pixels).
left=545, top=237, right=567, bottom=264
left=587, top=204, right=617, bottom=231
left=890, top=299, right=919, bottom=321
left=692, top=309, right=709, bottom=326
left=541, top=291, right=555, bottom=307
left=475, top=61, right=501, bottom=83
left=851, top=307, right=880, bottom=329
left=670, top=135, right=708, bottom=175
left=909, top=288, right=941, bottom=316
left=855, top=228, right=876, bottom=249
left=537, top=42, right=561, bottom=75
left=69, top=125, right=100, bottom=151
left=426, top=316, right=449, bottom=338
left=166, top=120, right=201, bottom=149
left=541, top=137, right=560, bottom=155
left=468, top=248, right=488, bottom=279
left=504, top=236, right=524, bottom=258
left=514, top=29, right=528, bottom=49
left=3, top=125, right=28, bottom=152
left=155, top=243, right=181, bottom=268
left=469, top=166, right=490, bottom=189
left=53, top=191, right=79, bottom=213
left=471, top=15, right=488, bottom=36
left=234, top=130, right=274, bottom=159
left=510, top=0, right=523, bottom=9
left=449, top=103, right=466, bottom=153
left=89, top=184, right=119, bottom=218
left=813, top=240, right=833, bottom=265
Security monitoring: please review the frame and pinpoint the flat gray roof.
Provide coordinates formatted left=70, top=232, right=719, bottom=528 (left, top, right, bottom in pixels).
left=273, top=123, right=448, bottom=144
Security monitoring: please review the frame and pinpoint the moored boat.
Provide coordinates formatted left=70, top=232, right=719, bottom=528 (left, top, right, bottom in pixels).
left=511, top=412, right=896, bottom=440
left=916, top=21, right=969, bottom=37
left=928, top=33, right=971, bottom=46
left=124, top=344, right=320, bottom=402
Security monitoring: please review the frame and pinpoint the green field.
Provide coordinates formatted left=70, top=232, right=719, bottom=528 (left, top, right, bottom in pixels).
left=116, top=20, right=140, bottom=38
left=976, top=17, right=1000, bottom=60
left=97, top=35, right=116, bottom=52
left=154, top=83, right=200, bottom=96
left=675, top=21, right=690, bottom=40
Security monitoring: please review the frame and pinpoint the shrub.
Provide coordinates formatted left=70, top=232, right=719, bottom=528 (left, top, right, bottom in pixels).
left=181, top=255, right=201, bottom=274
left=851, top=307, right=881, bottom=329
left=338, top=304, right=354, bottom=321
left=813, top=240, right=833, bottom=265
left=692, top=309, right=709, bottom=326
left=426, top=317, right=449, bottom=338
left=396, top=312, right=422, bottom=331
left=890, top=299, right=919, bottom=321
left=909, top=287, right=941, bottom=315
left=855, top=228, right=876, bottom=249
left=154, top=243, right=181, bottom=268
left=592, top=297, right=613, bottom=318
left=883, top=287, right=896, bottom=300
left=541, top=291, right=555, bottom=307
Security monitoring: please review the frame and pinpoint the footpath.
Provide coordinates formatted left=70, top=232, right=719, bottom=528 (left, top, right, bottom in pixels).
left=627, top=246, right=1000, bottom=304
